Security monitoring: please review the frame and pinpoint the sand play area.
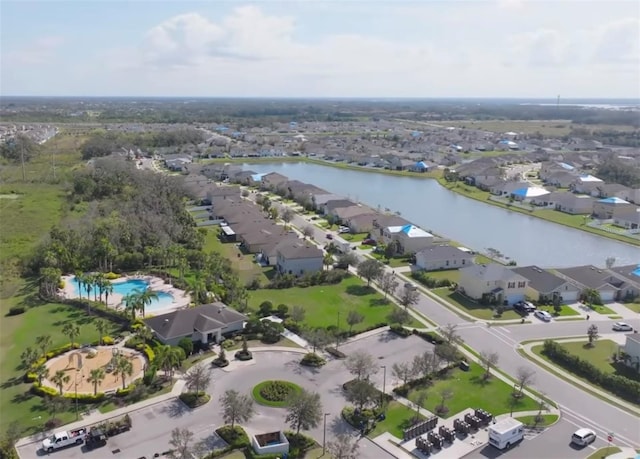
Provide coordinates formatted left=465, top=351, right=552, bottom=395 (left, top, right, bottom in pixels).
left=43, top=347, right=145, bottom=394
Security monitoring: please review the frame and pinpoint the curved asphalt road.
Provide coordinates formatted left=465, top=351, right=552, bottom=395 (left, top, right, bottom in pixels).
left=284, top=204, right=640, bottom=448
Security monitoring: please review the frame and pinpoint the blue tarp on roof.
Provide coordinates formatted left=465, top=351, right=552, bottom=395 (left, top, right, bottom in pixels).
left=632, top=265, right=640, bottom=277
left=598, top=197, right=628, bottom=204
left=512, top=188, right=529, bottom=197
left=415, top=161, right=428, bottom=169
left=401, top=224, right=414, bottom=235
left=559, top=162, right=575, bottom=170
left=251, top=173, right=267, bottom=182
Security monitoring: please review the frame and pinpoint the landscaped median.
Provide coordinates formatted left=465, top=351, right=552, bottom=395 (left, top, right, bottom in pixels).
left=519, top=339, right=640, bottom=414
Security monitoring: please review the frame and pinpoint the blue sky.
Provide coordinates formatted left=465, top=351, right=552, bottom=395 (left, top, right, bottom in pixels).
left=1, top=0, right=639, bottom=97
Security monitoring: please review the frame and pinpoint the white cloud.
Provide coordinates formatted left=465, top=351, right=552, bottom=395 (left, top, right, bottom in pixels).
left=592, top=18, right=640, bottom=64
left=6, top=36, right=64, bottom=65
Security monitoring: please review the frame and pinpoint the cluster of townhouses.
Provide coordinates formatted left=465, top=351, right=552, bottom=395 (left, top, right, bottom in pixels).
left=457, top=160, right=640, bottom=231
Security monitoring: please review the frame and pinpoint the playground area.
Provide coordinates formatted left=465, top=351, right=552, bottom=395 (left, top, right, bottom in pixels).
left=43, top=346, right=146, bottom=394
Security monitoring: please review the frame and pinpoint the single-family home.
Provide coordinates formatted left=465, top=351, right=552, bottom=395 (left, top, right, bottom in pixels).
left=382, top=224, right=434, bottom=254
left=607, top=264, right=640, bottom=301
left=260, top=172, right=289, bottom=190
left=511, top=265, right=580, bottom=303
left=415, top=245, right=475, bottom=271
left=592, top=183, right=631, bottom=199
left=343, top=212, right=379, bottom=234
left=458, top=263, right=529, bottom=306
left=613, top=208, right=640, bottom=230
left=553, top=192, right=596, bottom=215
left=275, top=240, right=324, bottom=275
left=238, top=224, right=289, bottom=254
left=592, top=197, right=634, bottom=219
left=544, top=171, right=577, bottom=188
left=571, top=175, right=604, bottom=194
left=144, top=303, right=247, bottom=346
left=311, top=193, right=345, bottom=211
left=333, top=205, right=376, bottom=222
left=323, top=199, right=358, bottom=216
left=616, top=188, right=640, bottom=205
left=555, top=265, right=636, bottom=302
left=489, top=181, right=529, bottom=197
left=621, top=333, right=640, bottom=373
left=371, top=214, right=411, bottom=242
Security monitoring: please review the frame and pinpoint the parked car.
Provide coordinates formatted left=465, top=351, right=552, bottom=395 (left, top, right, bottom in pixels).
left=514, top=301, right=536, bottom=313
left=362, top=239, right=377, bottom=246
left=326, top=234, right=333, bottom=240
left=571, top=428, right=596, bottom=446
left=534, top=310, right=552, bottom=322
left=612, top=322, right=633, bottom=332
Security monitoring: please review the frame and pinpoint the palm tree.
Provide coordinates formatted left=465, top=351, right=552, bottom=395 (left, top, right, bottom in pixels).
left=35, top=334, right=52, bottom=359
left=94, top=273, right=106, bottom=303
left=323, top=253, right=334, bottom=271
left=155, top=345, right=182, bottom=378
left=177, top=256, right=189, bottom=282
left=138, top=326, right=153, bottom=342
left=88, top=368, right=106, bottom=395
left=186, top=276, right=205, bottom=305
left=34, top=364, right=49, bottom=385
left=124, top=292, right=140, bottom=320
left=51, top=370, right=70, bottom=395
left=115, top=356, right=134, bottom=390
left=103, top=280, right=113, bottom=306
left=75, top=271, right=85, bottom=300
left=84, top=274, right=94, bottom=302
left=94, top=319, right=108, bottom=345
left=20, top=346, right=40, bottom=370
left=62, top=323, right=80, bottom=348
left=137, top=289, right=159, bottom=318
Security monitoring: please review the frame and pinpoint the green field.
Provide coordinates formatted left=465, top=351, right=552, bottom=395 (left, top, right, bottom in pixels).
left=432, top=289, right=522, bottom=320
left=368, top=401, right=425, bottom=439
left=0, top=297, right=122, bottom=433
left=423, top=270, right=460, bottom=284
left=370, top=252, right=412, bottom=267
left=248, top=276, right=421, bottom=331
left=201, top=227, right=272, bottom=284
left=407, top=362, right=538, bottom=418
left=556, top=340, right=632, bottom=376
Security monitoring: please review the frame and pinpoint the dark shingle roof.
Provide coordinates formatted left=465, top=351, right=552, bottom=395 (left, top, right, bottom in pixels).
left=145, top=303, right=247, bottom=341
left=416, top=245, right=474, bottom=261
left=276, top=240, right=323, bottom=259
left=511, top=266, right=573, bottom=293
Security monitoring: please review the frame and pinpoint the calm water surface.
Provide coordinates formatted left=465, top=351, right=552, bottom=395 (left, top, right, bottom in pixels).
left=242, top=162, right=640, bottom=268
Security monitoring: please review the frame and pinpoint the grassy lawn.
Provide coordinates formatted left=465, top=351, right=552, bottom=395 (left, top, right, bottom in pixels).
left=556, top=340, right=637, bottom=378
left=218, top=451, right=247, bottom=459
left=202, top=228, right=272, bottom=284
left=251, top=380, right=302, bottom=407
left=432, top=289, right=522, bottom=320
left=623, top=303, right=640, bottom=313
left=341, top=233, right=368, bottom=242
left=225, top=337, right=302, bottom=351
left=370, top=252, right=412, bottom=267
left=424, top=270, right=460, bottom=284
left=407, top=362, right=539, bottom=418
left=248, top=276, right=421, bottom=331
left=0, top=292, right=123, bottom=433
left=537, top=304, right=580, bottom=317
left=586, top=447, right=622, bottom=459
left=369, top=401, right=424, bottom=439
left=587, top=304, right=617, bottom=315
left=515, top=414, right=559, bottom=427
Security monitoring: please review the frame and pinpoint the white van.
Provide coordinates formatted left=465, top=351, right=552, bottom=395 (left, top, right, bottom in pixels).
left=571, top=428, right=596, bottom=446
left=488, top=418, right=524, bottom=450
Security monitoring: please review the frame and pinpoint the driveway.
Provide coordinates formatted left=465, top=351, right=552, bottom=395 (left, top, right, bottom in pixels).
left=18, top=347, right=403, bottom=459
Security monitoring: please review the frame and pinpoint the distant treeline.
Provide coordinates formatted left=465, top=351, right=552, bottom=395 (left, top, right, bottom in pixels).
left=80, top=128, right=206, bottom=159
left=596, top=156, right=640, bottom=188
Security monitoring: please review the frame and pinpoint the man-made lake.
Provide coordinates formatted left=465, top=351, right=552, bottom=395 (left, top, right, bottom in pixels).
left=242, top=162, right=640, bottom=268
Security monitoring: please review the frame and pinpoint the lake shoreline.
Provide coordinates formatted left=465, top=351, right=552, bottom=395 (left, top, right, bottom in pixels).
left=201, top=156, right=640, bottom=249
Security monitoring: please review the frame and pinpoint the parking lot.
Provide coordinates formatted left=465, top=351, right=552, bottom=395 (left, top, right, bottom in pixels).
left=18, top=331, right=428, bottom=459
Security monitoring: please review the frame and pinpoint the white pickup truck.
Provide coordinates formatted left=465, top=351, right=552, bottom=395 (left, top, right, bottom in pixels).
left=42, top=428, right=86, bottom=452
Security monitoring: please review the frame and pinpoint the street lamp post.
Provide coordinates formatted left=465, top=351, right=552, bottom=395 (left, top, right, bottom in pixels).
left=381, top=365, right=387, bottom=408
left=322, top=412, right=330, bottom=455
left=74, top=370, right=80, bottom=420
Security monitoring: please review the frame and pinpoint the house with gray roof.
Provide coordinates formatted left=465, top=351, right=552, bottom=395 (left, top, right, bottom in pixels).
left=607, top=265, right=640, bottom=301
left=276, top=240, right=323, bottom=275
left=511, top=265, right=580, bottom=303
left=260, top=172, right=289, bottom=190
left=592, top=197, right=634, bottom=219
left=415, top=245, right=475, bottom=271
left=459, top=264, right=528, bottom=306
left=552, top=192, right=595, bottom=215
left=613, top=208, right=640, bottom=230
left=555, top=265, right=636, bottom=302
left=343, top=212, right=379, bottom=234
left=145, top=302, right=247, bottom=346
left=323, top=199, right=358, bottom=216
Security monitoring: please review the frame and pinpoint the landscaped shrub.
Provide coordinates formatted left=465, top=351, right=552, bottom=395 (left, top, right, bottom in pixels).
left=325, top=347, right=346, bottom=359
left=105, top=272, right=120, bottom=280
left=258, top=381, right=297, bottom=402
left=283, top=431, right=316, bottom=458
left=235, top=350, right=253, bottom=361
left=141, top=344, right=155, bottom=363
left=221, top=339, right=235, bottom=350
left=7, top=306, right=25, bottom=316
left=178, top=337, right=194, bottom=356
left=412, top=329, right=444, bottom=345
left=101, top=336, right=115, bottom=345
left=215, top=426, right=250, bottom=448
left=63, top=392, right=106, bottom=403
left=261, top=321, right=284, bottom=344
left=542, top=340, right=640, bottom=404
left=179, top=392, right=210, bottom=408
left=30, top=383, right=58, bottom=397
left=389, top=325, right=412, bottom=337
left=300, top=353, right=326, bottom=367
left=258, top=301, right=273, bottom=316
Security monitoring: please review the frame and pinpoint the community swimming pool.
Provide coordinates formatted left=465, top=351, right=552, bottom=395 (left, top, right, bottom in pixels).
left=69, top=277, right=175, bottom=311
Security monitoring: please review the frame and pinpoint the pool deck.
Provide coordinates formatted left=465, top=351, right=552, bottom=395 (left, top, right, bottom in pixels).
left=60, top=274, right=191, bottom=316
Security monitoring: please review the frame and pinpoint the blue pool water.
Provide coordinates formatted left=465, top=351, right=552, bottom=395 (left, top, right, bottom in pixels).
left=69, top=277, right=175, bottom=311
